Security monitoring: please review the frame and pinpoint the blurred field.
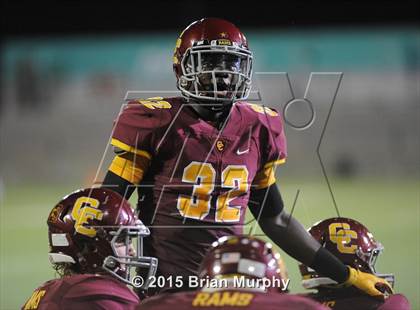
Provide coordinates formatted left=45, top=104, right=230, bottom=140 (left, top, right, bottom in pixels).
left=1, top=178, right=419, bottom=309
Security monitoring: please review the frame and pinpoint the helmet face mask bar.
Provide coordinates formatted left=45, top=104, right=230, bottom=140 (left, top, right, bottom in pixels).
left=179, top=43, right=253, bottom=104
left=103, top=225, right=158, bottom=289
left=356, top=243, right=395, bottom=288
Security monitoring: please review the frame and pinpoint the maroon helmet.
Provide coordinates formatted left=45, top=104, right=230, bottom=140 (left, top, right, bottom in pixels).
left=299, top=217, right=394, bottom=290
left=199, top=235, right=288, bottom=292
left=173, top=18, right=253, bottom=105
left=47, top=188, right=157, bottom=288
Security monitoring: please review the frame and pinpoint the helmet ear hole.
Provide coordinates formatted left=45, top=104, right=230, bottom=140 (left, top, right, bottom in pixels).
left=104, top=256, right=117, bottom=268
left=96, top=228, right=107, bottom=239
left=86, top=242, right=97, bottom=253
left=77, top=253, right=87, bottom=267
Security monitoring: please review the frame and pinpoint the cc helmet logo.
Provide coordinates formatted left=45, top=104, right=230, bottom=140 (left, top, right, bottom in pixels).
left=328, top=223, right=358, bottom=254
left=71, top=196, right=103, bottom=237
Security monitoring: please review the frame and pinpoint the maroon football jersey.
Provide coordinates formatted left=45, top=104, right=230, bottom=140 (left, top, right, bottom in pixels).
left=21, top=274, right=139, bottom=310
left=111, top=97, right=287, bottom=287
left=304, top=291, right=410, bottom=310
left=138, top=289, right=327, bottom=310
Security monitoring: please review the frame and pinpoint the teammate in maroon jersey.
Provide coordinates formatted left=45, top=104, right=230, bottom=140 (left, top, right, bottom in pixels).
left=21, top=188, right=157, bottom=310
left=102, top=18, right=392, bottom=297
left=138, top=235, right=328, bottom=309
left=299, top=217, right=411, bottom=310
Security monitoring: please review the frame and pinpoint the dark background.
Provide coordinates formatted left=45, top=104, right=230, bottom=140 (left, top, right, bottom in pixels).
left=2, top=0, right=419, bottom=37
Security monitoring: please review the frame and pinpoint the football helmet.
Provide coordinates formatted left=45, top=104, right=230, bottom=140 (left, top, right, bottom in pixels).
left=47, top=188, right=158, bottom=288
left=299, top=217, right=394, bottom=290
left=199, top=235, right=288, bottom=292
left=173, top=18, right=253, bottom=106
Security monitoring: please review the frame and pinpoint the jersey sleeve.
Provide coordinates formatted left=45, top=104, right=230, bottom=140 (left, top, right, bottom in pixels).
left=109, top=98, right=173, bottom=184
left=111, top=99, right=172, bottom=159
left=252, top=105, right=287, bottom=189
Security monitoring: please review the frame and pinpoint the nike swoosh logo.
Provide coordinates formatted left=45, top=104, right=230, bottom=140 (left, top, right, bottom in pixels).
left=236, top=149, right=249, bottom=155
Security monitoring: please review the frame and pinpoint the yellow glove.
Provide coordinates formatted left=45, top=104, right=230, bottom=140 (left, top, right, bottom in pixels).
left=344, top=266, right=394, bottom=297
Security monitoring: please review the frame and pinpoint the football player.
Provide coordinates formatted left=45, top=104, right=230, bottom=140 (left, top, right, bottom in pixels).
left=138, top=235, right=328, bottom=309
left=101, top=17, right=392, bottom=297
left=299, top=217, right=411, bottom=310
left=21, top=188, right=157, bottom=310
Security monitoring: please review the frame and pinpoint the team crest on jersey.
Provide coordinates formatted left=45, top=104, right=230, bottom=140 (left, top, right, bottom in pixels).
left=216, top=140, right=225, bottom=151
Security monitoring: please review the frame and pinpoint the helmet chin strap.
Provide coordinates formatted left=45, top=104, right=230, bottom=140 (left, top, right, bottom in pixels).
left=188, top=99, right=232, bottom=130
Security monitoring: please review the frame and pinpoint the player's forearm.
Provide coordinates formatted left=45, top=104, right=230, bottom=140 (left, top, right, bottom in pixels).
left=259, top=211, right=349, bottom=283
left=249, top=185, right=318, bottom=263
left=258, top=210, right=320, bottom=265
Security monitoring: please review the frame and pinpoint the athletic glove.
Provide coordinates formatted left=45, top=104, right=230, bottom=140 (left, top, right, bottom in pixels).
left=343, top=266, right=394, bottom=297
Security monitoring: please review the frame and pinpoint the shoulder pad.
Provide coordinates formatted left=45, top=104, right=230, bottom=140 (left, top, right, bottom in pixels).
left=64, top=275, right=138, bottom=303
left=237, top=102, right=284, bottom=135
left=135, top=97, right=173, bottom=110
left=60, top=274, right=94, bottom=286
left=119, top=97, right=174, bottom=130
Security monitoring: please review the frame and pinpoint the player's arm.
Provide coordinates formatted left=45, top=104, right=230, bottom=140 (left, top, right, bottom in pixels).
left=249, top=184, right=393, bottom=297
left=249, top=184, right=330, bottom=273
left=101, top=147, right=150, bottom=199
left=250, top=108, right=392, bottom=297
left=101, top=98, right=171, bottom=198
left=102, top=170, right=135, bottom=199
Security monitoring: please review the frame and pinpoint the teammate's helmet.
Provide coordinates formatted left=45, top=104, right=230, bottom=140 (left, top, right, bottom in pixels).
left=299, top=217, right=394, bottom=290
left=199, top=235, right=288, bottom=292
left=173, top=18, right=253, bottom=106
left=47, top=188, right=157, bottom=288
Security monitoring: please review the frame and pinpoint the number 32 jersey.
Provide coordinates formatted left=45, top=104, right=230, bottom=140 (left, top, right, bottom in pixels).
left=109, top=97, right=287, bottom=285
